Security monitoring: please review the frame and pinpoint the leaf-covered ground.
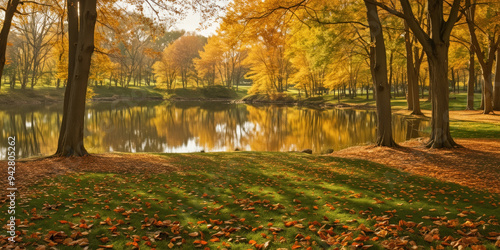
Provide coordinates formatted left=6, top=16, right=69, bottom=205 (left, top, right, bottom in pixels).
left=1, top=150, right=499, bottom=249
left=331, top=139, right=500, bottom=194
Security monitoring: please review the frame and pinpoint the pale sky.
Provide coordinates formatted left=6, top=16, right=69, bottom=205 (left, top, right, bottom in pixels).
left=171, top=1, right=230, bottom=37
left=174, top=9, right=220, bottom=37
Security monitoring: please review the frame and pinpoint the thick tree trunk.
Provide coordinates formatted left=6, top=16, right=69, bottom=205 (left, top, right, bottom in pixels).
left=426, top=48, right=458, bottom=148
left=493, top=49, right=500, bottom=111
left=0, top=0, right=20, bottom=81
left=364, top=0, right=396, bottom=147
left=55, top=0, right=97, bottom=156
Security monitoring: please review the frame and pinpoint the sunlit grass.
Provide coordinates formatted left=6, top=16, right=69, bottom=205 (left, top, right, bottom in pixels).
left=7, top=152, right=499, bottom=249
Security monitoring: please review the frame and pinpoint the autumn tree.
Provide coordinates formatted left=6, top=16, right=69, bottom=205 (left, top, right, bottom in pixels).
left=224, top=0, right=292, bottom=94
left=195, top=26, right=248, bottom=89
left=169, top=34, right=205, bottom=88
left=0, top=0, right=21, bottom=82
left=372, top=0, right=461, bottom=148
left=153, top=43, right=179, bottom=89
left=465, top=0, right=500, bottom=114
left=11, top=2, right=56, bottom=89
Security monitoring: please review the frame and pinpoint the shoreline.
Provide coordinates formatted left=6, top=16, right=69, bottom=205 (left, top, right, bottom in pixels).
left=2, top=95, right=499, bottom=125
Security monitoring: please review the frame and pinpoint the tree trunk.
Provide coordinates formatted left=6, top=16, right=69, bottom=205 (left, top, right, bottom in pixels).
left=411, top=47, right=422, bottom=115
left=481, top=68, right=494, bottom=114
left=494, top=49, right=500, bottom=111
left=56, top=0, right=79, bottom=155
left=426, top=47, right=458, bottom=148
left=0, top=0, right=20, bottom=81
left=388, top=51, right=393, bottom=99
left=451, top=67, right=456, bottom=93
left=10, top=69, right=16, bottom=89
left=55, top=0, right=97, bottom=156
left=480, top=77, right=484, bottom=110
left=364, top=0, right=396, bottom=147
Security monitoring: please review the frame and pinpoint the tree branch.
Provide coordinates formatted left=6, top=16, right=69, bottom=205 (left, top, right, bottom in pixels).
left=399, top=0, right=432, bottom=54
left=442, top=0, right=461, bottom=42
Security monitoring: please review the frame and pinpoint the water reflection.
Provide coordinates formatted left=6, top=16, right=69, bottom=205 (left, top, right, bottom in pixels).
left=0, top=101, right=429, bottom=158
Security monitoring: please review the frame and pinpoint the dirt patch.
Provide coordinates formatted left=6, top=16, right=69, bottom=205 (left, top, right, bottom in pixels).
left=329, top=139, right=500, bottom=194
left=0, top=153, right=181, bottom=197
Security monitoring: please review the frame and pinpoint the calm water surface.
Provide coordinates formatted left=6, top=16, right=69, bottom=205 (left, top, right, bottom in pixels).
left=0, top=101, right=429, bottom=158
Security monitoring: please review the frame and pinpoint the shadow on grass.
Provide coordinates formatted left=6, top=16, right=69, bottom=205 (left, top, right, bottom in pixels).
left=5, top=152, right=499, bottom=249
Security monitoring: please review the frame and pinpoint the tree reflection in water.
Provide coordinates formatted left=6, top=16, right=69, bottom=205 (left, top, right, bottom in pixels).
left=0, top=101, right=429, bottom=158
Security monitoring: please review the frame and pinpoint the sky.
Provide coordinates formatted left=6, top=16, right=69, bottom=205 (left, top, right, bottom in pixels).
left=174, top=9, right=220, bottom=37
left=170, top=1, right=231, bottom=37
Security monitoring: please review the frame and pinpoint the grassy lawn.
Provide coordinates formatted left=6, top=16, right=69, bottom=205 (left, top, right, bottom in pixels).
left=0, top=86, right=65, bottom=105
left=5, top=152, right=499, bottom=249
left=450, top=121, right=500, bottom=139
left=286, top=91, right=484, bottom=111
left=92, top=85, right=163, bottom=99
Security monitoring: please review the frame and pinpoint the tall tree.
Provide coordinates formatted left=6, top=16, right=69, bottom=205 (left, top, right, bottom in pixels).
left=373, top=0, right=461, bottom=148
left=364, top=0, right=396, bottom=146
left=465, top=0, right=500, bottom=114
left=404, top=21, right=424, bottom=115
left=466, top=4, right=476, bottom=111
left=55, top=0, right=97, bottom=156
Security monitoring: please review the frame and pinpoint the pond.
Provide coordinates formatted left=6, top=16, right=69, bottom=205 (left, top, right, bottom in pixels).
left=0, top=101, right=429, bottom=158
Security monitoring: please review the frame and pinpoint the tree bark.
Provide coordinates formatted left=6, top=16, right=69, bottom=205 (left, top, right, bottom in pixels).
left=55, top=0, right=97, bottom=156
left=0, top=0, right=20, bottom=81
left=364, top=0, right=397, bottom=147
left=451, top=67, right=456, bottom=93
left=404, top=22, right=422, bottom=115
left=412, top=47, right=423, bottom=115
left=493, top=48, right=500, bottom=111
left=481, top=67, right=494, bottom=114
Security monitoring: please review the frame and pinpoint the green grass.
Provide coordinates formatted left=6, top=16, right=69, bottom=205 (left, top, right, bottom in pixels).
left=235, top=85, right=251, bottom=99
left=450, top=121, right=500, bottom=139
left=6, top=152, right=499, bottom=249
left=387, top=92, right=483, bottom=111
left=0, top=86, right=65, bottom=105
left=92, top=85, right=163, bottom=99
left=161, top=85, right=239, bottom=100
left=282, top=91, right=484, bottom=111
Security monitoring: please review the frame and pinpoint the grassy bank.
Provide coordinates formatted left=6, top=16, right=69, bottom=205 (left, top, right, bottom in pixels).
left=0, top=86, right=64, bottom=105
left=0, top=85, right=244, bottom=105
left=3, top=152, right=499, bottom=249
left=0, top=84, right=486, bottom=112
